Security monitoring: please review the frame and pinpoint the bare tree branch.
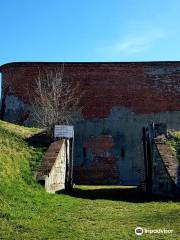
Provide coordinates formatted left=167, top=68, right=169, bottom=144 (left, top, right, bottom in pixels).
left=29, top=66, right=83, bottom=134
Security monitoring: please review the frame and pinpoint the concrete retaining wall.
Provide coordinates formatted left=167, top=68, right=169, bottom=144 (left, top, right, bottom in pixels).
left=152, top=136, right=180, bottom=197
left=37, top=140, right=66, bottom=193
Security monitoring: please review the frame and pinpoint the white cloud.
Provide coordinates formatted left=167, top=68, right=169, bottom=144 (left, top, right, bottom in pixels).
left=114, top=36, right=150, bottom=54
left=96, top=29, right=166, bottom=58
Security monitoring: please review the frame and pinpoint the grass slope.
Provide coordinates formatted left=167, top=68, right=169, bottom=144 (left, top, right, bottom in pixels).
left=0, top=120, right=180, bottom=240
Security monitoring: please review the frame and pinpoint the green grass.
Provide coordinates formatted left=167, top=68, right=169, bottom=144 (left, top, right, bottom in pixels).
left=167, top=131, right=180, bottom=162
left=0, top=120, right=180, bottom=240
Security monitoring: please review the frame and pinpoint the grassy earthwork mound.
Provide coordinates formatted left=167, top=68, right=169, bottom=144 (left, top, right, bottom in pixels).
left=0, top=120, right=179, bottom=240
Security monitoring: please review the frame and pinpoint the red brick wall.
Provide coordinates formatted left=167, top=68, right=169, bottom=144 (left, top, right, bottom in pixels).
left=73, top=135, right=119, bottom=184
left=1, top=62, right=180, bottom=119
left=74, top=156, right=119, bottom=185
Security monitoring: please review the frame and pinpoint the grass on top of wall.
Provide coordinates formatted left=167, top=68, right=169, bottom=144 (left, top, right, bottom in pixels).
left=167, top=131, right=180, bottom=163
left=0, top=120, right=180, bottom=240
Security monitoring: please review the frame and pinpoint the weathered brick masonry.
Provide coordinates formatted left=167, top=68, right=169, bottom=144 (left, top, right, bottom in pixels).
left=0, top=62, right=180, bottom=185
left=1, top=62, right=180, bottom=116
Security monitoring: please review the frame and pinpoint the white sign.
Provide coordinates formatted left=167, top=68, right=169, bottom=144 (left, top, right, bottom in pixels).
left=54, top=125, right=74, bottom=138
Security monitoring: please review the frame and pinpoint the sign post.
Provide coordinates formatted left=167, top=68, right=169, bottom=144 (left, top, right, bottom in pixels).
left=54, top=125, right=74, bottom=139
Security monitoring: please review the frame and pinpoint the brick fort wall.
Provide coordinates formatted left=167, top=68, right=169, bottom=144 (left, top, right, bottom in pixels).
left=1, top=62, right=180, bottom=185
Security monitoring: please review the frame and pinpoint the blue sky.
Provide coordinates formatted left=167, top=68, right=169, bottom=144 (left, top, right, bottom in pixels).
left=1, top=0, right=180, bottom=65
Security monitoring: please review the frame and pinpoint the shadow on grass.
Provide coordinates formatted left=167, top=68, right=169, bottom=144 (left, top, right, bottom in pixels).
left=25, top=131, right=50, bottom=174
left=26, top=131, right=51, bottom=148
left=66, top=186, right=180, bottom=203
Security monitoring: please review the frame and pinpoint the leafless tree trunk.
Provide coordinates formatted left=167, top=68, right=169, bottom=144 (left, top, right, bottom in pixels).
left=29, top=66, right=82, bottom=135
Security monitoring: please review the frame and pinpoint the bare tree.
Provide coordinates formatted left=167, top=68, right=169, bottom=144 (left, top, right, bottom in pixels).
left=29, top=66, right=82, bottom=134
